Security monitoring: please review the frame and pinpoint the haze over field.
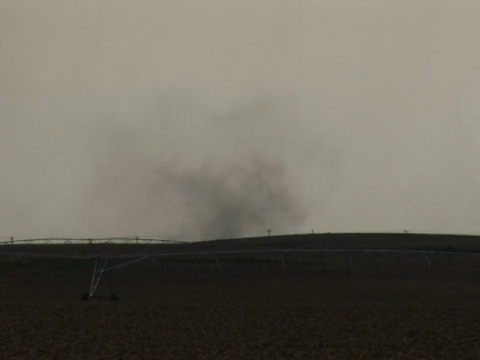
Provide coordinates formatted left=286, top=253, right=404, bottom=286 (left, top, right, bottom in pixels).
left=2, top=1, right=480, bottom=239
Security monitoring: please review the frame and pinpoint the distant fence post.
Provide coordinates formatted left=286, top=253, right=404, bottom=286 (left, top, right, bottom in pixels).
left=424, top=255, right=432, bottom=270
left=367, top=253, right=377, bottom=271
left=278, top=252, right=286, bottom=269
left=321, top=252, right=327, bottom=274
left=447, top=254, right=453, bottom=271
left=347, top=253, right=355, bottom=272
left=212, top=254, right=221, bottom=269
left=136, top=236, right=139, bottom=245
left=10, top=237, right=14, bottom=245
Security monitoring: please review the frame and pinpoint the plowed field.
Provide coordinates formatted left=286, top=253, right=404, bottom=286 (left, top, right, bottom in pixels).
left=1, top=254, right=480, bottom=359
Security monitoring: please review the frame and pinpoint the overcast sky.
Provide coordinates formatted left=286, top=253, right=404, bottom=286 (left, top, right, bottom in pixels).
left=2, top=1, right=480, bottom=239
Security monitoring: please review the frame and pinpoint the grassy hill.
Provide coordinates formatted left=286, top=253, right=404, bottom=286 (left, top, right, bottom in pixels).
left=190, top=232, right=480, bottom=252
left=2, top=233, right=480, bottom=257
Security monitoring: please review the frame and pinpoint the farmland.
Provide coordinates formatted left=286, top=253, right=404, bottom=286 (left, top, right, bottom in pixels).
left=1, top=233, right=480, bottom=358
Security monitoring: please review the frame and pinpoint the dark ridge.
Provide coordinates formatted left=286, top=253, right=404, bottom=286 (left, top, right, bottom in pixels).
left=193, top=232, right=480, bottom=252
left=2, top=233, right=480, bottom=258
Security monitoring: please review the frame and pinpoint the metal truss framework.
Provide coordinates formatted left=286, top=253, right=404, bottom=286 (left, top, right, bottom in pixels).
left=79, top=249, right=480, bottom=301
left=84, top=255, right=152, bottom=301
left=1, top=248, right=479, bottom=301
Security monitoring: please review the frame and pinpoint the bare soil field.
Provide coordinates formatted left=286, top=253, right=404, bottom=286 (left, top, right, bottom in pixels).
left=1, top=299, right=480, bottom=359
left=1, top=235, right=480, bottom=359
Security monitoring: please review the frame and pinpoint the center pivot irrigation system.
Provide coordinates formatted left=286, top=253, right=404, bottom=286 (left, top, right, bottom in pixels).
left=0, top=237, right=185, bottom=246
left=2, top=245, right=480, bottom=301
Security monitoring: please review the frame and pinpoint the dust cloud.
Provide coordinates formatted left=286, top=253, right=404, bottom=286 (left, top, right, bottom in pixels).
left=84, top=98, right=310, bottom=239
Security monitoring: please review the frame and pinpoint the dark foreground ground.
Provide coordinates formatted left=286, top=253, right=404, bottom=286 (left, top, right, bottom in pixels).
left=1, top=233, right=480, bottom=359
left=1, top=297, right=479, bottom=359
left=1, top=255, right=480, bottom=359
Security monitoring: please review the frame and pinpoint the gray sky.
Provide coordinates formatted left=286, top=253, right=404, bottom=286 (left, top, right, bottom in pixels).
left=2, top=0, right=480, bottom=239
